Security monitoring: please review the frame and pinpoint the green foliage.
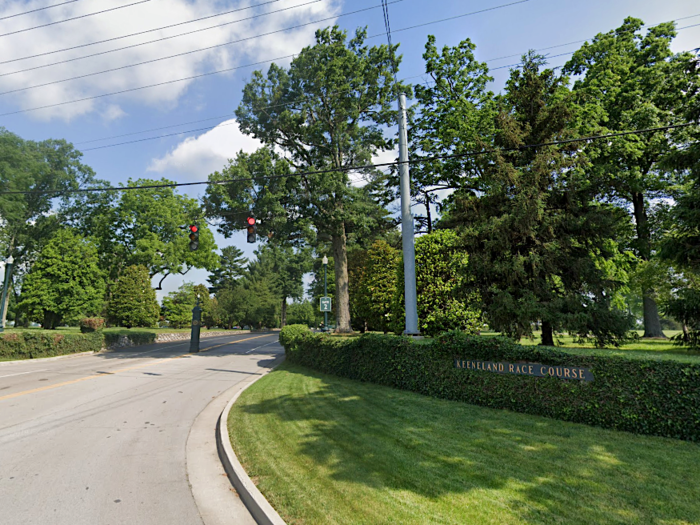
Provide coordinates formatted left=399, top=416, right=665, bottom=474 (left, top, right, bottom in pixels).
left=442, top=54, right=633, bottom=346
left=286, top=300, right=317, bottom=327
left=351, top=241, right=400, bottom=332
left=0, top=331, right=103, bottom=360
left=392, top=230, right=481, bottom=337
left=665, top=287, right=700, bottom=350
left=161, top=282, right=200, bottom=329
left=207, top=246, right=247, bottom=293
left=279, top=323, right=311, bottom=349
left=281, top=330, right=700, bottom=441
left=103, top=330, right=156, bottom=347
left=18, top=229, right=106, bottom=330
left=74, top=178, right=218, bottom=288
left=79, top=317, right=105, bottom=333
left=107, top=265, right=159, bottom=328
left=208, top=26, right=406, bottom=331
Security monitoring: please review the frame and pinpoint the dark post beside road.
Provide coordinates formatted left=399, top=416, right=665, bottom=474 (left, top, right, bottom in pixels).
left=190, top=296, right=202, bottom=353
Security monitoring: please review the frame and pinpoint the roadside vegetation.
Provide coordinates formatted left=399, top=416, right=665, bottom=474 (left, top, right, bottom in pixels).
left=229, top=363, right=700, bottom=525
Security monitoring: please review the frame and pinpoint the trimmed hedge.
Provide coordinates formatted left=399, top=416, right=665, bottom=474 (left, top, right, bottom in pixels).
left=280, top=326, right=700, bottom=441
left=103, top=331, right=156, bottom=347
left=0, top=331, right=104, bottom=360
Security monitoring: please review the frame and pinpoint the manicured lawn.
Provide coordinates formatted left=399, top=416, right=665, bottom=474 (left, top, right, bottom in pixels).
left=482, top=330, right=700, bottom=364
left=229, top=363, right=700, bottom=525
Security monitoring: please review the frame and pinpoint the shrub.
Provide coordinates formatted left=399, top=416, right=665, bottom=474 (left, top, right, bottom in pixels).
left=107, top=265, right=160, bottom=328
left=0, top=331, right=104, bottom=360
left=282, top=330, right=700, bottom=441
left=79, top=317, right=106, bottom=333
left=103, top=331, right=156, bottom=348
left=279, top=324, right=311, bottom=351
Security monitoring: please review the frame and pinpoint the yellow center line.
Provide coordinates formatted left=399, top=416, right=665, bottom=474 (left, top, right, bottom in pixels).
left=0, top=333, right=277, bottom=402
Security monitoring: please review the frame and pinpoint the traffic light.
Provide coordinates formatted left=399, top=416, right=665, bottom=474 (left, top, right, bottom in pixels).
left=246, top=215, right=256, bottom=244
left=188, top=224, right=199, bottom=251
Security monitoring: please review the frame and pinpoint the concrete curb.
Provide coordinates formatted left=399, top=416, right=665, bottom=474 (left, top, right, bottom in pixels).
left=217, top=359, right=287, bottom=525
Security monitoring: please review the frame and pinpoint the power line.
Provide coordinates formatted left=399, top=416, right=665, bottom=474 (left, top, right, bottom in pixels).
left=0, top=0, right=320, bottom=80
left=56, top=12, right=700, bottom=151
left=0, top=0, right=81, bottom=21
left=0, top=0, right=153, bottom=38
left=0, top=0, right=393, bottom=98
left=0, top=0, right=280, bottom=66
left=1, top=123, right=694, bottom=196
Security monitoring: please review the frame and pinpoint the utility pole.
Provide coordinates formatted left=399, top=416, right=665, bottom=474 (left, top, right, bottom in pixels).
left=0, top=256, right=14, bottom=332
left=398, top=93, right=419, bottom=335
left=322, top=256, right=328, bottom=331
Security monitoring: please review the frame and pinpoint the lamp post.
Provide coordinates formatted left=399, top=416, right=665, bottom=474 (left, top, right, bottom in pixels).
left=322, top=256, right=328, bottom=331
left=0, top=255, right=15, bottom=333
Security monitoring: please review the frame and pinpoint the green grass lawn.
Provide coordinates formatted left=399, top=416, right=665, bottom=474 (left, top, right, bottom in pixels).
left=229, top=363, right=700, bottom=525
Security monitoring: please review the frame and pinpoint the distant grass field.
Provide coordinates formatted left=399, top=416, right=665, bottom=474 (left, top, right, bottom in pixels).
left=229, top=363, right=700, bottom=525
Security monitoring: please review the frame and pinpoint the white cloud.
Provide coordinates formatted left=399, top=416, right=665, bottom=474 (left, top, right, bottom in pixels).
left=0, top=0, right=342, bottom=121
left=148, top=118, right=262, bottom=179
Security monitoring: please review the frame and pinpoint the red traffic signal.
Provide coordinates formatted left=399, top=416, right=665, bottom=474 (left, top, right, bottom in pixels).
left=246, top=215, right=256, bottom=243
left=188, top=224, right=200, bottom=251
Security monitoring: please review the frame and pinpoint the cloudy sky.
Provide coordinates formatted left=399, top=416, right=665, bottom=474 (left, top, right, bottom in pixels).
left=0, top=0, right=698, bottom=299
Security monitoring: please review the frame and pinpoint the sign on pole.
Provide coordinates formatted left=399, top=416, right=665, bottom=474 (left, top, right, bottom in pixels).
left=319, top=297, right=332, bottom=312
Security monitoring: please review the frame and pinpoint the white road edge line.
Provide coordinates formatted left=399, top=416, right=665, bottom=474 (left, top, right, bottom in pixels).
left=0, top=369, right=49, bottom=379
left=244, top=340, right=279, bottom=354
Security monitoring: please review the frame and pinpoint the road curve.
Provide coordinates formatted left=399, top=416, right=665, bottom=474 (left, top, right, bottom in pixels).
left=0, top=332, right=283, bottom=525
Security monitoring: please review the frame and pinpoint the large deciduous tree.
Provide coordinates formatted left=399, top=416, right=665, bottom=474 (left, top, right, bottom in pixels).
left=18, top=229, right=105, bottom=329
left=563, top=18, right=698, bottom=338
left=443, top=53, right=633, bottom=347
left=0, top=129, right=97, bottom=326
left=80, top=179, right=218, bottom=289
left=408, top=36, right=496, bottom=230
left=220, top=26, right=405, bottom=332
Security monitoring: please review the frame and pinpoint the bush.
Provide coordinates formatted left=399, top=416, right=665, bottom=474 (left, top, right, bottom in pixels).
left=0, top=331, right=104, bottom=360
left=279, top=324, right=311, bottom=351
left=281, top=330, right=700, bottom=441
left=103, top=331, right=156, bottom=348
left=79, top=317, right=105, bottom=333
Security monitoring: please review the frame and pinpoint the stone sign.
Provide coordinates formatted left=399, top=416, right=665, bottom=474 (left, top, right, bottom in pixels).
left=454, top=358, right=594, bottom=381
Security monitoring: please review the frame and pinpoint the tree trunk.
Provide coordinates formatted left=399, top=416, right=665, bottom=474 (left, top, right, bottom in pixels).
left=332, top=225, right=352, bottom=332
left=541, top=320, right=554, bottom=346
left=280, top=297, right=287, bottom=328
left=631, top=192, right=666, bottom=338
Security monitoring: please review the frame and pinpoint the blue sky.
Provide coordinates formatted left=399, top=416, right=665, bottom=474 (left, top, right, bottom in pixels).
left=0, top=0, right=698, bottom=299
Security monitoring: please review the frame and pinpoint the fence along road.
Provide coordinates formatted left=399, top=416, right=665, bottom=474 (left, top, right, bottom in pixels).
left=0, top=332, right=283, bottom=524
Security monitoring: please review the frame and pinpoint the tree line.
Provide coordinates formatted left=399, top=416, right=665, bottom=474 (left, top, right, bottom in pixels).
left=1, top=17, right=699, bottom=347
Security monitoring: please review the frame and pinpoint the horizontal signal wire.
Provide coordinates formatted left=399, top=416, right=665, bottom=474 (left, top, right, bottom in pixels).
left=0, top=0, right=81, bottom=21
left=0, top=0, right=280, bottom=66
left=0, top=123, right=694, bottom=196
left=0, top=53, right=295, bottom=117
left=0, top=0, right=320, bottom=80
left=0, top=0, right=152, bottom=38
left=0, top=0, right=394, bottom=97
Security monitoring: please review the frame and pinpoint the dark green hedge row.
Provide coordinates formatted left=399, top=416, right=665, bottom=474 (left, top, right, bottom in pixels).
left=103, top=331, right=156, bottom=347
left=280, top=327, right=700, bottom=441
left=0, top=331, right=104, bottom=360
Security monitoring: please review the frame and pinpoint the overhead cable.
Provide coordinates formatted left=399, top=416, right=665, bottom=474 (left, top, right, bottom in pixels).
left=0, top=0, right=321, bottom=80
left=0, top=0, right=153, bottom=38
left=0, top=0, right=280, bottom=66
left=0, top=123, right=694, bottom=196
left=0, top=0, right=392, bottom=97
left=0, top=0, right=81, bottom=21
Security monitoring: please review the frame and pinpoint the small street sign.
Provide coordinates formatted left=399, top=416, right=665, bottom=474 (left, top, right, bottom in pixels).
left=320, top=296, right=332, bottom=312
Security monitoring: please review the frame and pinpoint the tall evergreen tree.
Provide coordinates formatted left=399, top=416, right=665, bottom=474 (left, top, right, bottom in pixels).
left=207, top=246, right=247, bottom=293
left=443, top=53, right=633, bottom=346
left=107, top=265, right=159, bottom=328
left=214, top=27, right=406, bottom=332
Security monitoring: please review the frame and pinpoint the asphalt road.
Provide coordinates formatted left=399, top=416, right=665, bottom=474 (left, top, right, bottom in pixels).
left=0, top=332, right=284, bottom=525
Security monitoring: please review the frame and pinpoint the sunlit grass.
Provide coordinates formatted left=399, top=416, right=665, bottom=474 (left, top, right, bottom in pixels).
left=229, top=363, right=700, bottom=525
